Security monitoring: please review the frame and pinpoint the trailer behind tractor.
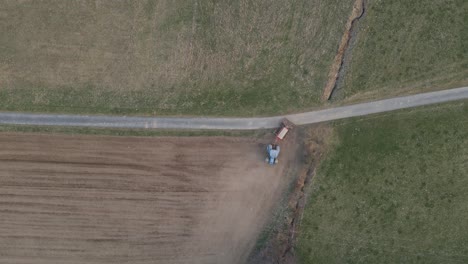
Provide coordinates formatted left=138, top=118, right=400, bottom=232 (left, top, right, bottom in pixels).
left=266, top=119, right=295, bottom=165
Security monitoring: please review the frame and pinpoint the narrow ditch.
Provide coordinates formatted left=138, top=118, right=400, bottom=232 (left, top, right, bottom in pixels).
left=277, top=126, right=332, bottom=263
left=279, top=162, right=317, bottom=263
left=248, top=126, right=331, bottom=264
left=322, top=0, right=367, bottom=101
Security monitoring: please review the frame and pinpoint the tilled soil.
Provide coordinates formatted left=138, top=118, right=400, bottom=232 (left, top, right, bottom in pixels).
left=0, top=133, right=295, bottom=264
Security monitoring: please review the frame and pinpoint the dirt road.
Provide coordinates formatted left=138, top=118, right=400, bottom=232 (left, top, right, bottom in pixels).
left=0, top=133, right=296, bottom=264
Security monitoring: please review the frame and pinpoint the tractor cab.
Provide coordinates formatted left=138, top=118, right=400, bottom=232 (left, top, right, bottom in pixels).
left=266, top=144, right=280, bottom=164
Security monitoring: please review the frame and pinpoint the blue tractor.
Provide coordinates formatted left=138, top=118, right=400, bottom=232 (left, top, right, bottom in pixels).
left=266, top=144, right=280, bottom=165
left=265, top=119, right=294, bottom=165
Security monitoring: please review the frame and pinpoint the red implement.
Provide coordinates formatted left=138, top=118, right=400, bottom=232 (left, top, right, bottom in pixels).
left=274, top=119, right=295, bottom=143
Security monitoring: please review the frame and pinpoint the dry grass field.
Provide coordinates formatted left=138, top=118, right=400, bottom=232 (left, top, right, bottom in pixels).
left=0, top=0, right=353, bottom=115
left=0, top=133, right=297, bottom=264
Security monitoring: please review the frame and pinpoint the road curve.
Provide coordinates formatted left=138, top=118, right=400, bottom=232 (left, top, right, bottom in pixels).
left=0, top=86, right=467, bottom=130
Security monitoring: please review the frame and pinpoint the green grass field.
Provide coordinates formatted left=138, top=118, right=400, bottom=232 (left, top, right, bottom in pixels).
left=297, top=101, right=468, bottom=263
left=0, top=0, right=353, bottom=116
left=340, top=0, right=468, bottom=101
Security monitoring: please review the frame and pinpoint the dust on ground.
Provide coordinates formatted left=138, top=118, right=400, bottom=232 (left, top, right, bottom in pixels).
left=249, top=125, right=333, bottom=264
left=0, top=133, right=297, bottom=264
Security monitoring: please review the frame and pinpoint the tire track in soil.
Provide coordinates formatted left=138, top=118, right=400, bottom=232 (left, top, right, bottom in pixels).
left=322, top=0, right=367, bottom=101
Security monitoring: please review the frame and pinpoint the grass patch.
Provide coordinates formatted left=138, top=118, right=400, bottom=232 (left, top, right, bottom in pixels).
left=297, top=100, right=468, bottom=263
left=341, top=0, right=468, bottom=101
left=0, top=124, right=270, bottom=138
left=0, top=0, right=353, bottom=116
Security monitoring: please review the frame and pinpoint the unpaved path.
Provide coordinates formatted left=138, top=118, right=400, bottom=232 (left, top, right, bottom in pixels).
left=0, top=133, right=297, bottom=264
left=0, top=86, right=467, bottom=129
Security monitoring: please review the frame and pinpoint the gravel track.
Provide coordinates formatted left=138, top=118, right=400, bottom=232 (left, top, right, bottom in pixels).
left=0, top=86, right=467, bottom=130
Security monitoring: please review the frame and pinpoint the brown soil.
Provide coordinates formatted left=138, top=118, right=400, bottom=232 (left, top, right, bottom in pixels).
left=0, top=133, right=297, bottom=264
left=249, top=125, right=333, bottom=264
left=322, top=0, right=366, bottom=101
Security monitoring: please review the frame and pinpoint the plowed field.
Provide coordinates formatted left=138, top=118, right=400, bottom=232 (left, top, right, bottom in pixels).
left=0, top=133, right=295, bottom=264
